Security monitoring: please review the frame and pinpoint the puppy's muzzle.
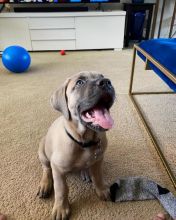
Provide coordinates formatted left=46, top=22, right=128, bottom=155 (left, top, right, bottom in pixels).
left=78, top=77, right=115, bottom=132
left=96, top=78, right=113, bottom=92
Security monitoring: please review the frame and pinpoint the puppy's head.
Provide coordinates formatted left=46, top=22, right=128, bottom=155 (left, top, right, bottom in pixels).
left=51, top=71, right=115, bottom=132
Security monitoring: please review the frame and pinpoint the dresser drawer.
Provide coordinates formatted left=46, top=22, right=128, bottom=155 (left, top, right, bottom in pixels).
left=29, top=17, right=75, bottom=29
left=32, top=40, right=76, bottom=50
left=30, top=29, right=75, bottom=40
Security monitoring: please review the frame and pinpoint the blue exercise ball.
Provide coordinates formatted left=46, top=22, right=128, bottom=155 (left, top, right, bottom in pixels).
left=2, top=45, right=31, bottom=73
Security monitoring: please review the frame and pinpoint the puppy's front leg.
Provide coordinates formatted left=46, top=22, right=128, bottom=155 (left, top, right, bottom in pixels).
left=89, top=159, right=110, bottom=201
left=51, top=163, right=70, bottom=220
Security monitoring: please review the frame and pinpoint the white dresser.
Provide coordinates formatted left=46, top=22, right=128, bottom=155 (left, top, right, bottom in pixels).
left=0, top=11, right=126, bottom=51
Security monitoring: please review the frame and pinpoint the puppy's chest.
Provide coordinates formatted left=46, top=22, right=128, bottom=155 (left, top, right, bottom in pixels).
left=73, top=143, right=104, bottom=169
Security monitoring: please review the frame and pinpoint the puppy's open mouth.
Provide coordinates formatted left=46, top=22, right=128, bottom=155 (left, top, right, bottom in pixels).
left=81, top=106, right=113, bottom=130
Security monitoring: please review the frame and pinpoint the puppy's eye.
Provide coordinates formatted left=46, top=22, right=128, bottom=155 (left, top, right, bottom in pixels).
left=76, top=79, right=85, bottom=87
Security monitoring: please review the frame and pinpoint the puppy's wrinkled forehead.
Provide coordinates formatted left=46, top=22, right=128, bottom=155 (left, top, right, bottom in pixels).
left=67, top=71, right=104, bottom=92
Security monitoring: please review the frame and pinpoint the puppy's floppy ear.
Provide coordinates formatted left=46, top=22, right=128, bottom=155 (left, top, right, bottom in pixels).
left=50, top=79, right=70, bottom=120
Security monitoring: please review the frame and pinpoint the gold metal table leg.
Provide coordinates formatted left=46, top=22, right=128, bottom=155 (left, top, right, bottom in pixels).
left=128, top=45, right=176, bottom=191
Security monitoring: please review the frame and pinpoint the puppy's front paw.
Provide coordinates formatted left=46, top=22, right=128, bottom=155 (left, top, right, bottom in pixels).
left=37, top=178, right=53, bottom=199
left=95, top=187, right=111, bottom=201
left=52, top=203, right=70, bottom=220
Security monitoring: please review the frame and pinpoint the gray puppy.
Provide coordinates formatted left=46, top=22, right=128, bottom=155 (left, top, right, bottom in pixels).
left=37, top=71, right=115, bottom=220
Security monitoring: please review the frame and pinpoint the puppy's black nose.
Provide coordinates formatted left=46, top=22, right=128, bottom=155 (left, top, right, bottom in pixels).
left=97, top=78, right=112, bottom=90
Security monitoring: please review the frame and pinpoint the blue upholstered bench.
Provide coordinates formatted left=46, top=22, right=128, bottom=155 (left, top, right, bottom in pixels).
left=138, top=38, right=176, bottom=91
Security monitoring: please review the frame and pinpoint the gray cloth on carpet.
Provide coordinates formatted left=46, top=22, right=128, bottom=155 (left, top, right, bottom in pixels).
left=110, top=177, right=176, bottom=219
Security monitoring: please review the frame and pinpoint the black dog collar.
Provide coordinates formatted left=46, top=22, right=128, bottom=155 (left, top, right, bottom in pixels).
left=65, top=128, right=100, bottom=148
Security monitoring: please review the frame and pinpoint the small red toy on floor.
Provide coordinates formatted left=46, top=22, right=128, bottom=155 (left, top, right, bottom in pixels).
left=60, top=50, right=66, bottom=55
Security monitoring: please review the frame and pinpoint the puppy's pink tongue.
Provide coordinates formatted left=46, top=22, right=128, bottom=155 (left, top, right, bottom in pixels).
left=93, top=108, right=114, bottom=129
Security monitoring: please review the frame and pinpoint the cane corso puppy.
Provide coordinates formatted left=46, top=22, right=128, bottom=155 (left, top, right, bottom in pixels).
left=37, top=71, right=115, bottom=220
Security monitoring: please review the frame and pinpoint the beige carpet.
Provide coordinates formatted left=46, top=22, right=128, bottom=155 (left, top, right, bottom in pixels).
left=0, top=50, right=175, bottom=220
